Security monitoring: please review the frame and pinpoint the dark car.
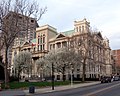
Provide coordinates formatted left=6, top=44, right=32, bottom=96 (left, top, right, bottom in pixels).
left=101, top=76, right=112, bottom=83
left=113, top=76, right=120, bottom=81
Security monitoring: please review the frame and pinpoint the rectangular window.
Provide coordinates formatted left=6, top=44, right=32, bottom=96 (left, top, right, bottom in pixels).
left=34, top=48, right=35, bottom=52
left=57, top=43, right=61, bottom=48
left=82, top=26, right=84, bottom=32
left=38, top=45, right=39, bottom=51
left=38, top=38, right=39, bottom=44
left=57, top=75, right=60, bottom=80
left=76, top=27, right=78, bottom=32
left=43, top=44, right=45, bottom=50
left=41, top=37, right=42, bottom=43
left=62, top=41, right=67, bottom=47
left=53, top=44, right=55, bottom=49
left=50, top=44, right=52, bottom=50
left=40, top=45, right=42, bottom=51
left=77, top=69, right=80, bottom=72
left=43, top=37, right=45, bottom=43
left=77, top=74, right=80, bottom=79
left=79, top=26, right=81, bottom=32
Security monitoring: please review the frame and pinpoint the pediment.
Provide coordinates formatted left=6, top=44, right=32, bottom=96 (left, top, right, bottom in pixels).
left=21, top=41, right=30, bottom=47
left=24, top=42, right=29, bottom=45
left=56, top=33, right=66, bottom=39
left=97, top=32, right=103, bottom=39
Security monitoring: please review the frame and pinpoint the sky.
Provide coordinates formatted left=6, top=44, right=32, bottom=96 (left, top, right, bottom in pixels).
left=38, top=0, right=120, bottom=50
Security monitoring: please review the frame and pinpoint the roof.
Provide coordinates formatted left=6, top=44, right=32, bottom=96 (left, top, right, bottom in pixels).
left=92, top=32, right=103, bottom=40
left=20, top=41, right=30, bottom=47
left=49, top=29, right=75, bottom=41
left=31, top=39, right=36, bottom=44
left=62, top=30, right=75, bottom=36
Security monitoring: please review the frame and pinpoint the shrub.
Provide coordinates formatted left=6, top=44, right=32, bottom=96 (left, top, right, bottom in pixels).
left=9, top=76, right=19, bottom=82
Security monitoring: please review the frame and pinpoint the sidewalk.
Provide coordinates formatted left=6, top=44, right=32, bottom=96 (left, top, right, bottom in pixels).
left=0, top=81, right=100, bottom=96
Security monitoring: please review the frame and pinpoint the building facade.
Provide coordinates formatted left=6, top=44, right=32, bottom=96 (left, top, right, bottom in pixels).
left=0, top=12, right=38, bottom=72
left=11, top=18, right=113, bottom=80
left=48, top=18, right=112, bottom=80
left=11, top=25, right=57, bottom=77
left=112, top=49, right=120, bottom=74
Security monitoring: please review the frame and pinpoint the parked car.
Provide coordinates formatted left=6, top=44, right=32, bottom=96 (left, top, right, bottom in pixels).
left=101, top=76, right=112, bottom=83
left=113, top=76, right=120, bottom=81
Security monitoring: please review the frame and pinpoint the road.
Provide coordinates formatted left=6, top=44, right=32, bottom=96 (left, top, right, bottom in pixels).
left=34, top=81, right=120, bottom=96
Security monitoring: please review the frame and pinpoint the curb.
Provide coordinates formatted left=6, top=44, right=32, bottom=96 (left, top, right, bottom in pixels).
left=24, top=82, right=100, bottom=95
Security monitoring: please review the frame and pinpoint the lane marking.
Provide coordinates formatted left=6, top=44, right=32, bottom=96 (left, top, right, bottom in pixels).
left=82, top=83, right=120, bottom=96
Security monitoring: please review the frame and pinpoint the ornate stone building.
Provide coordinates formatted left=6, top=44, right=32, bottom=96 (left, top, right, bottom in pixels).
left=112, top=49, right=120, bottom=74
left=11, top=18, right=112, bottom=80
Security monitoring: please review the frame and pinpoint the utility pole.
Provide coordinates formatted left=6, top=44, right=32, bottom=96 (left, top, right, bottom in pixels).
left=52, top=62, right=54, bottom=90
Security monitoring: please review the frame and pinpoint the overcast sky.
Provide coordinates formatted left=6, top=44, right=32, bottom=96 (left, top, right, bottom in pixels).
left=38, top=0, right=120, bottom=50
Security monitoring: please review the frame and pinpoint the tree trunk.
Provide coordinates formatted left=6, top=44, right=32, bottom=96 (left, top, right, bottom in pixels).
left=18, top=68, right=21, bottom=82
left=82, top=60, right=86, bottom=82
left=62, top=66, right=65, bottom=81
left=18, top=71, right=20, bottom=82
left=51, top=63, right=54, bottom=90
left=4, top=47, right=9, bottom=88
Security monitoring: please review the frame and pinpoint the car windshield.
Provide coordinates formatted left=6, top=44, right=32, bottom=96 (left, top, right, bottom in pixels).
left=102, top=76, right=111, bottom=79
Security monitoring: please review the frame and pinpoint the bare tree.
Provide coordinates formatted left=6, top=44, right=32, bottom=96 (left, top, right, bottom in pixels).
left=0, top=56, right=4, bottom=67
left=38, top=48, right=82, bottom=81
left=56, top=48, right=71, bottom=81
left=36, top=57, right=47, bottom=80
left=36, top=49, right=60, bottom=82
left=45, top=49, right=59, bottom=68
left=71, top=30, right=105, bottom=82
left=70, top=33, right=93, bottom=82
left=13, top=51, right=32, bottom=81
left=0, top=56, right=4, bottom=80
left=0, top=0, right=46, bottom=87
left=56, top=48, right=81, bottom=81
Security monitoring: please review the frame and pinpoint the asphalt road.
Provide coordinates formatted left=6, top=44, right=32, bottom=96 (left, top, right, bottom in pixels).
left=34, top=81, right=120, bottom=96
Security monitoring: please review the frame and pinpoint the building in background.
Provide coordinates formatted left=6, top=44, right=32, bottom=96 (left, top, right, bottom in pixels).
left=112, top=49, right=120, bottom=74
left=0, top=12, right=38, bottom=72
left=11, top=18, right=113, bottom=80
